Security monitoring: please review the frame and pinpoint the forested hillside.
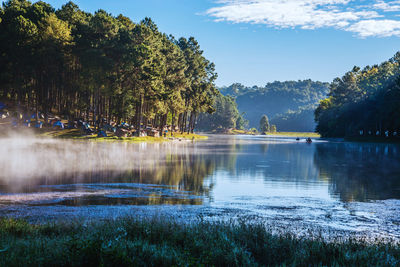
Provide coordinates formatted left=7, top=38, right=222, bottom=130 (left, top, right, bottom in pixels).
left=315, top=53, right=400, bottom=138
left=0, top=0, right=218, bottom=134
left=219, top=80, right=329, bottom=132
left=195, top=94, right=247, bottom=131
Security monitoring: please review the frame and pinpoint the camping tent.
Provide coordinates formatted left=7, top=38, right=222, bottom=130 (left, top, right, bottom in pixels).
left=35, top=121, right=43, bottom=128
left=53, top=121, right=64, bottom=129
left=97, top=130, right=107, bottom=137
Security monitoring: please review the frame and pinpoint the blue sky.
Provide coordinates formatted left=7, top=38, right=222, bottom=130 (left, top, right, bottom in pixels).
left=21, top=1, right=400, bottom=86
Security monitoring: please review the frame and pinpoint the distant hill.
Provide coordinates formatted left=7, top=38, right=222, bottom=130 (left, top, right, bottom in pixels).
left=219, top=80, right=330, bottom=132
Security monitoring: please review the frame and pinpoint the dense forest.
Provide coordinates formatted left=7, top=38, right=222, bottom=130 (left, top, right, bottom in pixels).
left=219, top=80, right=329, bottom=132
left=195, top=94, right=247, bottom=131
left=0, top=0, right=218, bottom=134
left=315, top=53, right=400, bottom=138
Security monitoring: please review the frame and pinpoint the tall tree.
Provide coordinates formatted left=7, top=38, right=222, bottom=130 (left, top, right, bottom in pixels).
left=315, top=52, right=400, bottom=138
left=259, top=114, right=270, bottom=133
left=0, top=0, right=219, bottom=134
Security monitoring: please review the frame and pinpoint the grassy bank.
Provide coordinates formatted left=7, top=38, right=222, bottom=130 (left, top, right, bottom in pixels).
left=36, top=129, right=207, bottom=142
left=209, top=128, right=255, bottom=135
left=215, top=129, right=321, bottom=138
left=0, top=218, right=398, bottom=266
left=266, top=132, right=321, bottom=138
left=230, top=129, right=255, bottom=135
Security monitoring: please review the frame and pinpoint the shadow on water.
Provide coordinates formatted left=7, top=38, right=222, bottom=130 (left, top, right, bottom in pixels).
left=314, top=142, right=400, bottom=202
left=204, top=136, right=400, bottom=203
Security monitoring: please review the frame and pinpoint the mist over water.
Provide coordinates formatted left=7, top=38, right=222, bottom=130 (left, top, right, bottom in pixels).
left=0, top=135, right=189, bottom=190
left=0, top=136, right=160, bottom=180
left=0, top=134, right=400, bottom=240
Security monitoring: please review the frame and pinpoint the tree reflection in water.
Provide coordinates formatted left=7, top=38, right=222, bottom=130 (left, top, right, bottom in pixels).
left=0, top=138, right=240, bottom=206
left=314, top=142, right=400, bottom=202
left=2, top=136, right=400, bottom=206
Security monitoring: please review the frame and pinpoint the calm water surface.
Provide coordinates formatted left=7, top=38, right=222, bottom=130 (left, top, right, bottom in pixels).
left=0, top=135, right=399, bottom=239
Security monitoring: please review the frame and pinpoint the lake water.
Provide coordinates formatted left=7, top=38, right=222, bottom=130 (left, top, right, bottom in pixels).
left=0, top=134, right=399, bottom=240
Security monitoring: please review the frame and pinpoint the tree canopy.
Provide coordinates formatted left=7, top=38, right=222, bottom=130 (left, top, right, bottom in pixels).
left=195, top=93, right=247, bottom=131
left=315, top=52, right=400, bottom=138
left=0, top=0, right=218, bottom=134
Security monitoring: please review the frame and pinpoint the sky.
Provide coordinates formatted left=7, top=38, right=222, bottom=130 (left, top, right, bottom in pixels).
left=14, top=0, right=400, bottom=86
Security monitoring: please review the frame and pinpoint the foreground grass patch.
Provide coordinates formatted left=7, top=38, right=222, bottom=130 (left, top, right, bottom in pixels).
left=0, top=217, right=398, bottom=266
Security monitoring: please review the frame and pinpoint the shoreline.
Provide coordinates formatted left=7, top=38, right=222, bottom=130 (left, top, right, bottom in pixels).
left=0, top=127, right=208, bottom=143
left=203, top=129, right=321, bottom=138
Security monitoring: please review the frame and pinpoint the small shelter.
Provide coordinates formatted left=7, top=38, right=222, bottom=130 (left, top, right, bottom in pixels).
left=97, top=130, right=107, bottom=137
left=115, top=128, right=129, bottom=137
left=35, top=121, right=43, bottom=128
left=0, top=111, right=9, bottom=119
left=103, top=124, right=116, bottom=132
left=81, top=123, right=94, bottom=134
left=147, top=129, right=160, bottom=137
left=53, top=121, right=64, bottom=129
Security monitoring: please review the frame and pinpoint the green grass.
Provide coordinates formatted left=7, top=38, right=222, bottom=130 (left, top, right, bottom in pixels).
left=217, top=129, right=321, bottom=137
left=230, top=129, right=256, bottom=135
left=0, top=217, right=398, bottom=266
left=171, top=132, right=208, bottom=140
left=212, top=128, right=256, bottom=135
left=266, top=132, right=321, bottom=138
left=36, top=129, right=207, bottom=143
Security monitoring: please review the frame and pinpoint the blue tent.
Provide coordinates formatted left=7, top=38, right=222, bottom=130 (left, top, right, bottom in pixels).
left=35, top=121, right=43, bottom=128
left=97, top=130, right=107, bottom=137
left=0, top=102, right=5, bottom=109
left=31, top=113, right=42, bottom=119
left=121, top=122, right=130, bottom=129
left=53, top=121, right=64, bottom=129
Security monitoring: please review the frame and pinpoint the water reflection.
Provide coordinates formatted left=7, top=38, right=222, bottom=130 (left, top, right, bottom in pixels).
left=0, top=135, right=400, bottom=207
left=314, top=142, right=400, bottom=202
left=203, top=136, right=400, bottom=203
left=0, top=137, right=237, bottom=206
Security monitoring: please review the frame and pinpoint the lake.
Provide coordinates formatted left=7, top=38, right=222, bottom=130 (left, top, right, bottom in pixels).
left=0, top=134, right=399, bottom=240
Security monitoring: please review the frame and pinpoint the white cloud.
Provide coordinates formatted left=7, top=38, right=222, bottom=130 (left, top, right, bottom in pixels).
left=206, top=0, right=400, bottom=37
left=347, top=19, right=400, bottom=37
left=373, top=0, right=400, bottom=12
